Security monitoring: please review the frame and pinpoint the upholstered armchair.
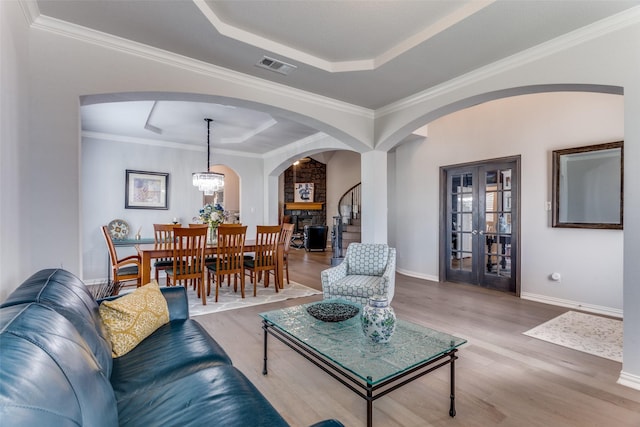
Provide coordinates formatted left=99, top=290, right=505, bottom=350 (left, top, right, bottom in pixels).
left=321, top=243, right=396, bottom=305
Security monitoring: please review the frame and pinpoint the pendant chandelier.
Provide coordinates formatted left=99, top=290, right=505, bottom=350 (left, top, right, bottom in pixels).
left=192, top=118, right=224, bottom=195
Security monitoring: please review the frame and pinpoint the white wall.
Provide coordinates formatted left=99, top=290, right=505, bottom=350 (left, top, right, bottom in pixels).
left=394, top=92, right=624, bottom=314
left=0, top=1, right=30, bottom=299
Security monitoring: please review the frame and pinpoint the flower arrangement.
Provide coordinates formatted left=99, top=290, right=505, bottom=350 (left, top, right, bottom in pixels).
left=197, top=203, right=226, bottom=228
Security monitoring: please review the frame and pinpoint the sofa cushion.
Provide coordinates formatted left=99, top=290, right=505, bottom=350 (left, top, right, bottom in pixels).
left=116, top=364, right=289, bottom=427
left=0, top=268, right=113, bottom=377
left=111, top=319, right=232, bottom=395
left=0, top=303, right=118, bottom=426
left=100, top=281, right=170, bottom=357
left=346, top=244, right=389, bottom=276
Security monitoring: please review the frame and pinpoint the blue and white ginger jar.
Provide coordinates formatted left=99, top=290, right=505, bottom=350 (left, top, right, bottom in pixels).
left=361, top=296, right=396, bottom=343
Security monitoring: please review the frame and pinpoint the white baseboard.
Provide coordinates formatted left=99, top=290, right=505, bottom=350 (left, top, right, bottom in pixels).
left=396, top=268, right=439, bottom=282
left=618, top=371, right=640, bottom=391
left=521, top=292, right=623, bottom=318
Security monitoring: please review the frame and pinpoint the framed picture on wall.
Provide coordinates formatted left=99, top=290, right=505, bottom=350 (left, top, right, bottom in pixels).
left=125, top=170, right=169, bottom=209
left=294, top=183, right=314, bottom=202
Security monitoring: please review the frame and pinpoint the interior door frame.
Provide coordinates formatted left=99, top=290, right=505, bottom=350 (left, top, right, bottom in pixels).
left=438, top=155, right=521, bottom=296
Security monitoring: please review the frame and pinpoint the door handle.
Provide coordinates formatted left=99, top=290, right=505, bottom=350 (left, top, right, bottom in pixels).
left=479, top=230, right=484, bottom=235
left=471, top=230, right=478, bottom=235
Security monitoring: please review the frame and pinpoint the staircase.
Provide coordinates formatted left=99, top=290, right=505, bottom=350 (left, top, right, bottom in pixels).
left=337, top=183, right=361, bottom=251
left=341, top=217, right=361, bottom=250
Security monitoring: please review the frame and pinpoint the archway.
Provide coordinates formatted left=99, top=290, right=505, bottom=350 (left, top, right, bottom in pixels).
left=206, top=165, right=240, bottom=224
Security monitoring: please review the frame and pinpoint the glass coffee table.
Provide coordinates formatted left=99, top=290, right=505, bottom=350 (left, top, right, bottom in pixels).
left=260, top=301, right=467, bottom=427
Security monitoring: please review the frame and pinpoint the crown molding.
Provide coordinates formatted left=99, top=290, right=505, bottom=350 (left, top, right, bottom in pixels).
left=82, top=131, right=204, bottom=152
left=83, top=130, right=293, bottom=159
left=378, top=6, right=640, bottom=117
left=29, top=13, right=373, bottom=120
left=18, top=0, right=39, bottom=25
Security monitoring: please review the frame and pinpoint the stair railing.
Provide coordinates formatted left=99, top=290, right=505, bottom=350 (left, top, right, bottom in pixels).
left=337, top=183, right=361, bottom=224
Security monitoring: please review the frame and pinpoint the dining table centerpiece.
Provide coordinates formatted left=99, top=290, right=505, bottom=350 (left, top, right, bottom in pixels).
left=197, top=203, right=226, bottom=244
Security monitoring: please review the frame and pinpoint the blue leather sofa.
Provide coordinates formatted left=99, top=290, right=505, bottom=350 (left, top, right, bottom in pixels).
left=0, top=269, right=343, bottom=427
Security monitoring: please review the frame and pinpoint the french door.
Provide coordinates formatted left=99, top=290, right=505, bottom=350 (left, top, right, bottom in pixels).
left=442, top=158, right=519, bottom=293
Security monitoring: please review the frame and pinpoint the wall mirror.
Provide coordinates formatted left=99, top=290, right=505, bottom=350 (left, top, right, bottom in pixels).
left=552, top=141, right=623, bottom=229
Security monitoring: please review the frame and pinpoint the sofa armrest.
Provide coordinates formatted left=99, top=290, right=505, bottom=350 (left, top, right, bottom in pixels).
left=159, top=286, right=189, bottom=321
left=309, top=420, right=344, bottom=427
left=320, top=261, right=349, bottom=299
left=321, top=260, right=348, bottom=285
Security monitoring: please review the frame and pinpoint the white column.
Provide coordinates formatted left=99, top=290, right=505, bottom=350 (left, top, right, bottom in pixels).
left=360, top=150, right=388, bottom=243
left=265, top=173, right=280, bottom=225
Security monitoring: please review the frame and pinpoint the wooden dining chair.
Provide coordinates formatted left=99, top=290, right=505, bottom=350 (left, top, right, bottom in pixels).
left=101, top=225, right=141, bottom=290
left=165, top=226, right=208, bottom=304
left=244, top=225, right=281, bottom=296
left=280, top=223, right=294, bottom=285
left=153, top=223, right=180, bottom=283
left=207, top=225, right=247, bottom=301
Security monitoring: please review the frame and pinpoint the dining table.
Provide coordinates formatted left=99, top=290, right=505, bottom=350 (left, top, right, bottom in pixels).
left=135, top=240, right=284, bottom=305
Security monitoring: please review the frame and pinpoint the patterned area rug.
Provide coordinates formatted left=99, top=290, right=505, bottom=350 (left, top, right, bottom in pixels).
left=187, top=280, right=321, bottom=317
left=523, top=311, right=622, bottom=362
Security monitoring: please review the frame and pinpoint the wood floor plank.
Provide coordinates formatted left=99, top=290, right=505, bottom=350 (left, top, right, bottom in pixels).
left=194, top=248, right=640, bottom=427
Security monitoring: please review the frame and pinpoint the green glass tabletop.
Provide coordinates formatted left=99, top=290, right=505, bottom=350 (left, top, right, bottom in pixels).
left=260, top=301, right=466, bottom=385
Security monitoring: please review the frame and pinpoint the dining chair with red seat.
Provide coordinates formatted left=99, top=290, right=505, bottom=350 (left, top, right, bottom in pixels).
left=101, top=225, right=141, bottom=291
left=244, top=225, right=281, bottom=296
left=207, top=225, right=247, bottom=301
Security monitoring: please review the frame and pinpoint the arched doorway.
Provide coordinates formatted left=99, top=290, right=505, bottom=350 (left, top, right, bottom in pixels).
left=207, top=165, right=240, bottom=223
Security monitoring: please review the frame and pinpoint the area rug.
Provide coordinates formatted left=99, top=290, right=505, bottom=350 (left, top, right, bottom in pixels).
left=187, top=280, right=321, bottom=317
left=523, top=311, right=622, bottom=362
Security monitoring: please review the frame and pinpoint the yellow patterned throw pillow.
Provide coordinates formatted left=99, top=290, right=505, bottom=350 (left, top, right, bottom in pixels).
left=99, top=281, right=170, bottom=357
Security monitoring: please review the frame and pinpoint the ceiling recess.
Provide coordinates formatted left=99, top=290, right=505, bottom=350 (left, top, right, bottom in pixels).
left=256, top=56, right=297, bottom=75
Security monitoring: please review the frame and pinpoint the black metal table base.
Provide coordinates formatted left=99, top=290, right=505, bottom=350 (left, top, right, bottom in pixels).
left=262, top=320, right=458, bottom=427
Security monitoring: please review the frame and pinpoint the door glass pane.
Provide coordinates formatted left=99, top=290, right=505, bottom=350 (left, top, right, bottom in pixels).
left=451, top=194, right=459, bottom=212
left=497, top=213, right=512, bottom=234
left=451, top=251, right=473, bottom=272
left=460, top=252, right=473, bottom=272
left=501, top=169, right=512, bottom=191
left=486, top=170, right=498, bottom=185
left=485, top=190, right=497, bottom=232
left=462, top=173, right=473, bottom=191
left=460, top=213, right=473, bottom=233
left=503, top=191, right=512, bottom=212
left=459, top=232, right=473, bottom=252
left=451, top=175, right=461, bottom=192
left=484, top=233, right=496, bottom=273
left=461, top=193, right=473, bottom=212
left=484, top=234, right=511, bottom=277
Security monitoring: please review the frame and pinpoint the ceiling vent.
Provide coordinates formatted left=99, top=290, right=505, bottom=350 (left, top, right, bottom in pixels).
left=256, top=56, right=297, bottom=75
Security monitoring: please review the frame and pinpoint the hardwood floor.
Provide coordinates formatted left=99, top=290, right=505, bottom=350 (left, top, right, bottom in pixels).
left=195, top=248, right=640, bottom=427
